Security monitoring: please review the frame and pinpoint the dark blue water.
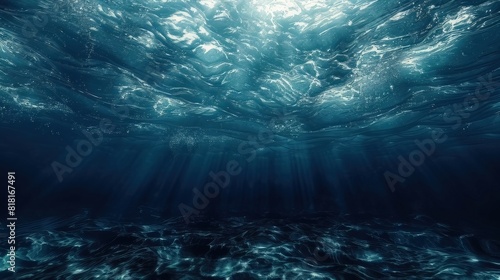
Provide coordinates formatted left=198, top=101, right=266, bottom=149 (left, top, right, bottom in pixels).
left=1, top=0, right=500, bottom=278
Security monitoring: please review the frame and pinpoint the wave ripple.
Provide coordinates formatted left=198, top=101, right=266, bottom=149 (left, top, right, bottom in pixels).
left=3, top=214, right=500, bottom=279
left=1, top=0, right=499, bottom=151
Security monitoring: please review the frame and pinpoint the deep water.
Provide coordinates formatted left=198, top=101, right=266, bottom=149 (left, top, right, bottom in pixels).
left=1, top=0, right=500, bottom=279
left=3, top=213, right=500, bottom=279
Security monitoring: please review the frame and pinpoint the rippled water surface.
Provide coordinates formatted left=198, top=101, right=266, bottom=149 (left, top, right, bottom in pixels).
left=1, top=0, right=499, bottom=150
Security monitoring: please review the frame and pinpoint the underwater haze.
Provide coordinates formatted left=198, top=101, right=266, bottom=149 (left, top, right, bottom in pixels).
left=1, top=0, right=500, bottom=278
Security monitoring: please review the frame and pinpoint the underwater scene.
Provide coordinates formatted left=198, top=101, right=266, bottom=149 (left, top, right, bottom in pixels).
left=1, top=0, right=500, bottom=279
